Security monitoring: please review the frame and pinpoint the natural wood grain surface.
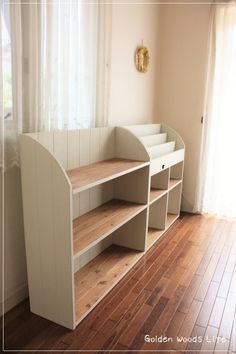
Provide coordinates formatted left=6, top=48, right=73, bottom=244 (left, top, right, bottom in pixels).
left=169, top=178, right=182, bottom=190
left=67, top=158, right=148, bottom=193
left=3, top=214, right=236, bottom=352
left=149, top=188, right=167, bottom=204
left=74, top=245, right=142, bottom=322
left=73, top=199, right=146, bottom=255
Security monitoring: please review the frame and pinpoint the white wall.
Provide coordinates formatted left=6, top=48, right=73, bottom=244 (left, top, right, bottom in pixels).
left=156, top=4, right=211, bottom=212
left=109, top=4, right=160, bottom=126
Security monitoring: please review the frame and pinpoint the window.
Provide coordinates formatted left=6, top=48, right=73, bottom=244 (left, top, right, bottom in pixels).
left=1, top=3, right=13, bottom=120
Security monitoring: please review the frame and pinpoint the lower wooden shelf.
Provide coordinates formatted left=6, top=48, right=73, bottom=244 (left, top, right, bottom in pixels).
left=74, top=245, right=143, bottom=323
left=73, top=199, right=146, bottom=256
left=166, top=213, right=179, bottom=227
left=149, top=188, right=167, bottom=204
left=147, top=228, right=164, bottom=248
left=169, top=178, right=182, bottom=190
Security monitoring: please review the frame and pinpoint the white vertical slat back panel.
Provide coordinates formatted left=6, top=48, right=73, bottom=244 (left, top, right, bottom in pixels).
left=67, top=130, right=80, bottom=170
left=79, top=129, right=90, bottom=167
left=90, top=128, right=101, bottom=163
left=19, top=136, right=43, bottom=315
left=38, top=132, right=54, bottom=153
left=100, top=127, right=115, bottom=160
left=53, top=131, right=68, bottom=169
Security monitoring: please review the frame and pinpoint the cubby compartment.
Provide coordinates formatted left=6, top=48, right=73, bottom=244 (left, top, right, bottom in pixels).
left=167, top=183, right=182, bottom=227
left=74, top=210, right=147, bottom=323
left=169, top=161, right=184, bottom=190
left=73, top=199, right=147, bottom=257
left=72, top=165, right=149, bottom=259
left=150, top=168, right=169, bottom=204
left=147, top=194, right=167, bottom=248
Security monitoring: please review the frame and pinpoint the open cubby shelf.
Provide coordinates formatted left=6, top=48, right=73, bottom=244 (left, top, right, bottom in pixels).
left=67, top=158, right=149, bottom=194
left=149, top=188, right=167, bottom=204
left=73, top=199, right=146, bottom=256
left=20, top=124, right=184, bottom=329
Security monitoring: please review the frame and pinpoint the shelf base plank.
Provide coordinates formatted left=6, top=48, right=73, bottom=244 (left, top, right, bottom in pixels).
left=150, top=188, right=167, bottom=204
left=73, top=199, right=146, bottom=256
left=74, top=245, right=142, bottom=322
left=67, top=158, right=148, bottom=193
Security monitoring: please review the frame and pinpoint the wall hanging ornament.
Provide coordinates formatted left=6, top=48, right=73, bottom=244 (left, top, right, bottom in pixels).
left=135, top=41, right=150, bottom=73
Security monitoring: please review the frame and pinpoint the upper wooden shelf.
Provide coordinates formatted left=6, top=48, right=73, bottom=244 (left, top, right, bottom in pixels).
left=67, top=158, right=149, bottom=194
left=73, top=199, right=146, bottom=256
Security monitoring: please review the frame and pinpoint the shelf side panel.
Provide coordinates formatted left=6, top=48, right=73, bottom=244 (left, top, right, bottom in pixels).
left=114, top=166, right=150, bottom=204
left=115, top=127, right=150, bottom=162
left=20, top=135, right=74, bottom=329
left=168, top=183, right=182, bottom=215
left=112, top=209, right=147, bottom=251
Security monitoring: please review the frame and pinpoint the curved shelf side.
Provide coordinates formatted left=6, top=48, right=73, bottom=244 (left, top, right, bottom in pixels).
left=19, top=134, right=75, bottom=329
left=115, top=127, right=151, bottom=162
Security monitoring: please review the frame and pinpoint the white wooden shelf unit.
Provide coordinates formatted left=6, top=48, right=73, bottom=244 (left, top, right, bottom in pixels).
left=20, top=124, right=185, bottom=329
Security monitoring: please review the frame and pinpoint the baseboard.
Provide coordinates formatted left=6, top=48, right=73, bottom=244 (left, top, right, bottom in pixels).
left=1, top=283, right=28, bottom=316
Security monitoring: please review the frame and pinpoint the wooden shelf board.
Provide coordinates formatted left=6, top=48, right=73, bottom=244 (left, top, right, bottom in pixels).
left=166, top=213, right=179, bottom=227
left=149, top=188, right=167, bottom=204
left=169, top=178, right=182, bottom=190
left=74, top=245, right=143, bottom=323
left=67, top=158, right=149, bottom=193
left=73, top=199, right=146, bottom=256
left=147, top=227, right=164, bottom=249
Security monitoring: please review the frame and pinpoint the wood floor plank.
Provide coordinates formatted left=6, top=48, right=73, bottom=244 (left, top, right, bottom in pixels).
left=3, top=214, right=236, bottom=352
left=201, top=325, right=218, bottom=352
left=218, top=292, right=236, bottom=339
left=217, top=272, right=232, bottom=298
left=186, top=324, right=206, bottom=353
left=208, top=297, right=226, bottom=328
left=196, top=281, right=220, bottom=328
left=174, top=299, right=202, bottom=350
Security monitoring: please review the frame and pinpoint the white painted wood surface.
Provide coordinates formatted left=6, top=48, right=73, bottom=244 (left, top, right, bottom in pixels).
left=20, top=135, right=74, bottom=329
left=149, top=194, right=168, bottom=230
left=112, top=209, right=147, bottom=251
left=148, top=141, right=176, bottom=159
left=151, top=168, right=170, bottom=190
left=124, top=124, right=161, bottom=137
left=140, top=133, right=167, bottom=147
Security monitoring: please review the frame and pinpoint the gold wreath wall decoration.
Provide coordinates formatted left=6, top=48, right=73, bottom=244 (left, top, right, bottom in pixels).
left=135, top=44, right=150, bottom=73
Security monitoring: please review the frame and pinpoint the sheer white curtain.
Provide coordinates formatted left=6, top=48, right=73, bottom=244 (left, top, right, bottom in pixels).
left=39, top=2, right=110, bottom=130
left=4, top=1, right=111, bottom=168
left=196, top=2, right=236, bottom=218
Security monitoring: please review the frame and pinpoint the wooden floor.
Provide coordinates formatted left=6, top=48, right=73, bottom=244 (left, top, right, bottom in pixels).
left=2, top=213, right=236, bottom=353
